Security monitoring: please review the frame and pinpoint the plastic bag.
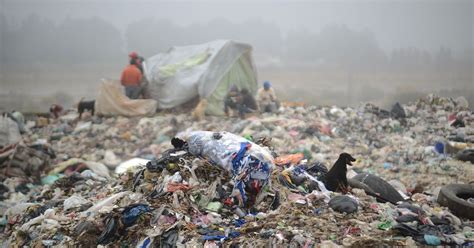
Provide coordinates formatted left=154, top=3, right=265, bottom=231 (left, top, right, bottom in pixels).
left=64, top=195, right=90, bottom=211
left=0, top=115, right=22, bottom=147
left=180, top=131, right=274, bottom=207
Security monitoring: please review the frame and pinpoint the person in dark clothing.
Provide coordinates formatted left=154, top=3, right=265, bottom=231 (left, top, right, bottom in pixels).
left=224, top=86, right=258, bottom=118
left=238, top=88, right=258, bottom=118
left=224, top=85, right=240, bottom=117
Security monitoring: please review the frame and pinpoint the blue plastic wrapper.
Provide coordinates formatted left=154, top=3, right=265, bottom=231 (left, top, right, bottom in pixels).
left=434, top=142, right=445, bottom=154
left=202, top=231, right=240, bottom=241
left=202, top=235, right=227, bottom=241
left=234, top=219, right=246, bottom=227
left=122, top=204, right=151, bottom=227
left=139, top=237, right=151, bottom=248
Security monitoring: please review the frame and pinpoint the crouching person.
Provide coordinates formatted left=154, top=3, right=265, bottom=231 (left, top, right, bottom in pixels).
left=238, top=88, right=258, bottom=118
left=257, top=81, right=279, bottom=113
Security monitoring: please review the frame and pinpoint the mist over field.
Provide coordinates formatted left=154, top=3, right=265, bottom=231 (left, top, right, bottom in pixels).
left=1, top=0, right=472, bottom=112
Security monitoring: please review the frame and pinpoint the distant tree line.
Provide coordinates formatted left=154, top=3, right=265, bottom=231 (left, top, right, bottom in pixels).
left=1, top=13, right=472, bottom=78
left=1, top=14, right=123, bottom=65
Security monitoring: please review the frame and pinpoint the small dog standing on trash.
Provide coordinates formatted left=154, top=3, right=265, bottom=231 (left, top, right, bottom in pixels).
left=324, top=153, right=356, bottom=193
left=77, top=97, right=96, bottom=118
left=192, top=99, right=208, bottom=121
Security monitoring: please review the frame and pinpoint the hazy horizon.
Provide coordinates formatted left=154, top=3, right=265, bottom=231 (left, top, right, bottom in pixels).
left=1, top=0, right=473, bottom=112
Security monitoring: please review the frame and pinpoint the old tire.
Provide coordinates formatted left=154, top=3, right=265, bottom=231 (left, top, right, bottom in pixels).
left=437, top=184, right=474, bottom=220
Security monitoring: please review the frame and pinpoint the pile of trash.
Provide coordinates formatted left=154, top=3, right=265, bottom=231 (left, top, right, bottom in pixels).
left=1, top=94, right=473, bottom=247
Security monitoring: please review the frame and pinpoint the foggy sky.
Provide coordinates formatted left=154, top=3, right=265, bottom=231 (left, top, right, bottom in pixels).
left=2, top=0, right=472, bottom=54
left=0, top=0, right=473, bottom=112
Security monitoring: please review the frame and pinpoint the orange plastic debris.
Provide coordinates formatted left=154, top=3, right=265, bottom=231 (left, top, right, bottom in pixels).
left=275, top=153, right=304, bottom=166
left=167, top=182, right=192, bottom=192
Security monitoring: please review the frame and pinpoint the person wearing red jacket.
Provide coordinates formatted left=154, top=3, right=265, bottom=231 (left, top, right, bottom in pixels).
left=128, top=51, right=144, bottom=73
left=121, top=54, right=143, bottom=99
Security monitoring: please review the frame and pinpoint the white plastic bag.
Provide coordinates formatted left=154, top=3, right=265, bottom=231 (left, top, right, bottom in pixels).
left=0, top=115, right=21, bottom=147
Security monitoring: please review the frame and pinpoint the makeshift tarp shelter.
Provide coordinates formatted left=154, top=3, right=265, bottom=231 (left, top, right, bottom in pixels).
left=95, top=79, right=158, bottom=117
left=144, top=40, right=258, bottom=115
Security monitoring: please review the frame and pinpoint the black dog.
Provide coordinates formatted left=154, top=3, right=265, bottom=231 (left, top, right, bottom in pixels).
left=323, top=153, right=356, bottom=193
left=78, top=98, right=95, bottom=118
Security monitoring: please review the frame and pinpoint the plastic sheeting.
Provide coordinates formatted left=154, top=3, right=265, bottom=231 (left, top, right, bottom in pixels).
left=179, top=131, right=274, bottom=206
left=181, top=131, right=274, bottom=172
left=206, top=56, right=257, bottom=115
left=0, top=115, right=22, bottom=147
left=95, top=80, right=158, bottom=117
left=144, top=40, right=258, bottom=114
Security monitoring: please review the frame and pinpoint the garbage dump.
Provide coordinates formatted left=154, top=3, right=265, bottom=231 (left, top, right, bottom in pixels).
left=1, top=94, right=474, bottom=247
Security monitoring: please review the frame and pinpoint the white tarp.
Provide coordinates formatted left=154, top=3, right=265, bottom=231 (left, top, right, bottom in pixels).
left=95, top=79, right=158, bottom=117
left=144, top=40, right=256, bottom=109
left=0, top=115, right=22, bottom=147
